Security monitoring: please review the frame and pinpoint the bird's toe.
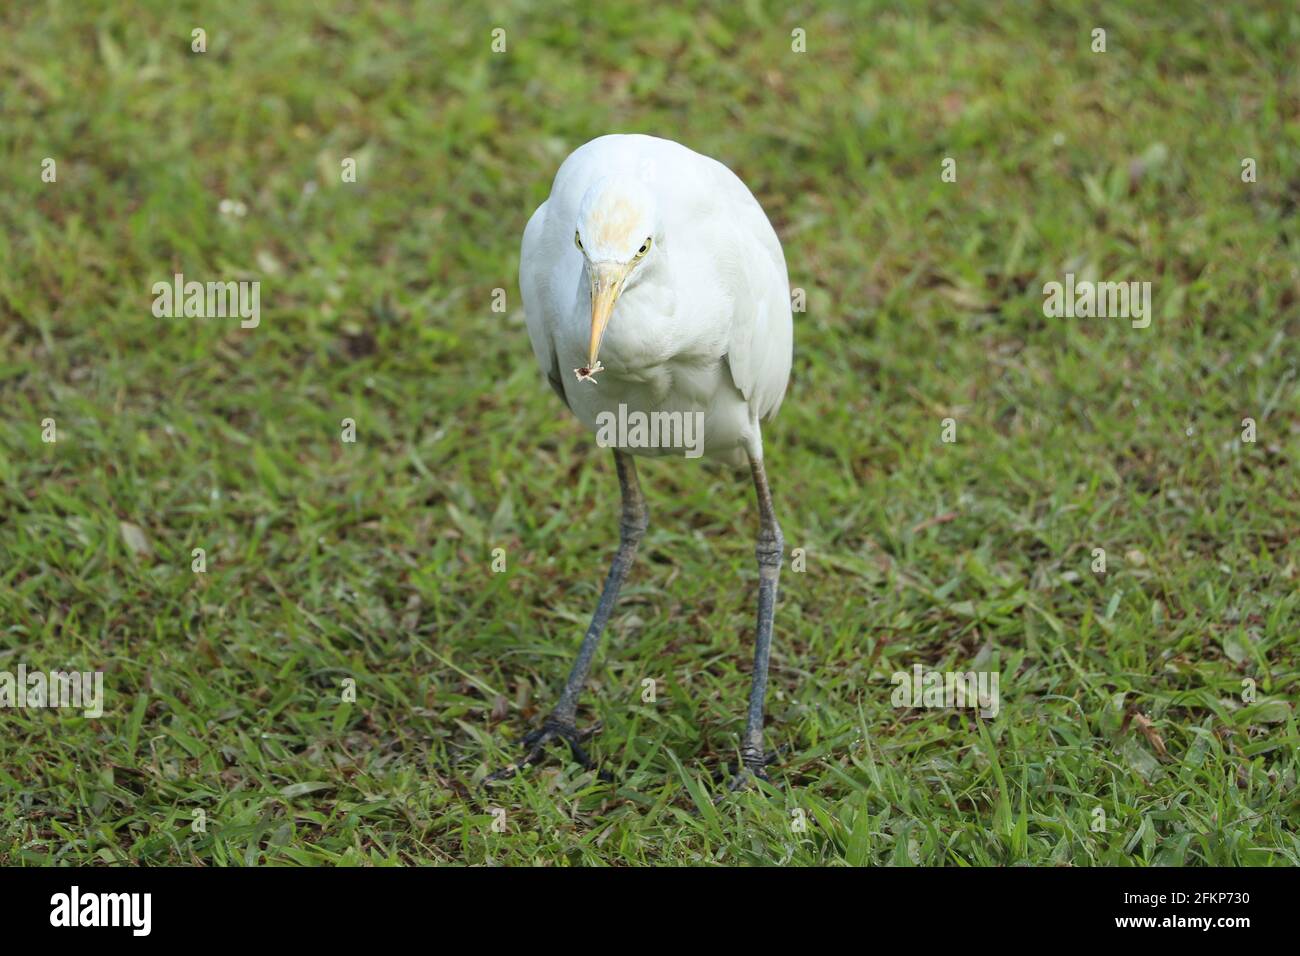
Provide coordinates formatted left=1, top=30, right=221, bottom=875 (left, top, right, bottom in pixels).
left=485, top=716, right=604, bottom=784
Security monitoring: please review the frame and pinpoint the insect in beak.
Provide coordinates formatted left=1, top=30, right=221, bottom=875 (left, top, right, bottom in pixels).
left=576, top=261, right=627, bottom=383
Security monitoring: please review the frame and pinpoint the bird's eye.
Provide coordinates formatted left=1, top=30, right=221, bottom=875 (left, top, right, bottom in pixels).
left=635, top=237, right=652, bottom=258
left=574, top=231, right=583, bottom=251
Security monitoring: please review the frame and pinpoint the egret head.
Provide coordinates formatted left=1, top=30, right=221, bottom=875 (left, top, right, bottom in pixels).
left=573, top=176, right=657, bottom=377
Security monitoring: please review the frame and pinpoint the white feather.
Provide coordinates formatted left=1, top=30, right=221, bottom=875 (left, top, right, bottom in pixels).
left=520, top=134, right=793, bottom=464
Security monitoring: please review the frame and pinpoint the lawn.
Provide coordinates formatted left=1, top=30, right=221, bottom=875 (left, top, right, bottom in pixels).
left=0, top=0, right=1297, bottom=865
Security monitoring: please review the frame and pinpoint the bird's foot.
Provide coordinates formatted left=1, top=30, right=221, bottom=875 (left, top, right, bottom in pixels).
left=721, top=766, right=771, bottom=795
left=483, top=716, right=605, bottom=785
left=522, top=716, right=598, bottom=767
left=713, top=749, right=777, bottom=799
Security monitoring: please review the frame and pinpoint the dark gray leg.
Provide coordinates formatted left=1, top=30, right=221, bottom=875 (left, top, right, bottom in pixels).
left=487, top=450, right=647, bottom=781
left=736, top=452, right=783, bottom=785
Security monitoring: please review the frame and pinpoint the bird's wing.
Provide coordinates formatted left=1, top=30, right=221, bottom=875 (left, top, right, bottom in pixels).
left=519, top=199, right=570, bottom=409
left=716, top=185, right=794, bottom=424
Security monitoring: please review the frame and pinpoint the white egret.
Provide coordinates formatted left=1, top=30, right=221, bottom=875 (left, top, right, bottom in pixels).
left=499, top=133, right=793, bottom=788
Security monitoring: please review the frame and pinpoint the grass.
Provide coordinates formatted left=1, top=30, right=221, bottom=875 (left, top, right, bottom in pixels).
left=1, top=0, right=1298, bottom=865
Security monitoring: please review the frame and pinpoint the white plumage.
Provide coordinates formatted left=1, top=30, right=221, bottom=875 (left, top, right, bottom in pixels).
left=495, top=134, right=792, bottom=789
left=520, top=133, right=792, bottom=465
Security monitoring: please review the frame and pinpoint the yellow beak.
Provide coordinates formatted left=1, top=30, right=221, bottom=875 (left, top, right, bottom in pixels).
left=588, top=262, right=627, bottom=369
